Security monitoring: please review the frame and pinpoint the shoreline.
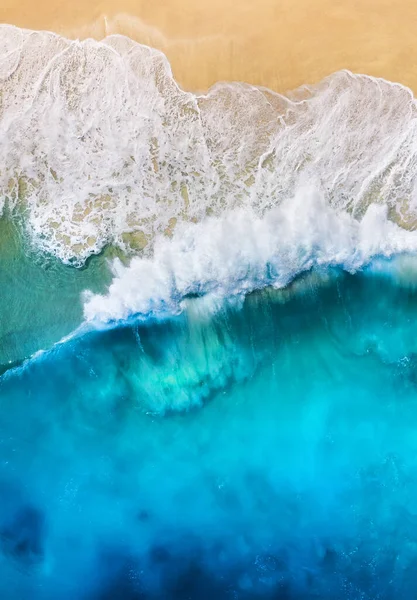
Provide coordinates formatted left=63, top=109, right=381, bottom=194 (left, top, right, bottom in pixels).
left=1, top=1, right=417, bottom=93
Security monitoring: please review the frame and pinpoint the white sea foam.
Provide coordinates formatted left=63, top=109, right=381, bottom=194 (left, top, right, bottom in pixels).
left=83, top=187, right=417, bottom=323
left=2, top=25, right=417, bottom=267
left=2, top=25, right=417, bottom=319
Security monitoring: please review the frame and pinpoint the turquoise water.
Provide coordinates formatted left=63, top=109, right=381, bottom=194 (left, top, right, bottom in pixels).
left=0, top=218, right=118, bottom=369
left=4, top=26, right=417, bottom=598
left=2, top=267, right=417, bottom=598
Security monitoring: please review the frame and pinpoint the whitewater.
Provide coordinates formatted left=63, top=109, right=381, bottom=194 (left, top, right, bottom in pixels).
left=4, top=23, right=417, bottom=600
left=2, top=25, right=417, bottom=327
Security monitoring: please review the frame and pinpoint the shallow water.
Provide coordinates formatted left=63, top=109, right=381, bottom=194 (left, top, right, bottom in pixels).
left=0, top=217, right=115, bottom=368
left=2, top=270, right=417, bottom=598
left=3, top=26, right=417, bottom=268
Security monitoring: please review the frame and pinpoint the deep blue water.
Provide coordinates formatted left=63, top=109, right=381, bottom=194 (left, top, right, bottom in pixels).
left=2, top=268, right=417, bottom=598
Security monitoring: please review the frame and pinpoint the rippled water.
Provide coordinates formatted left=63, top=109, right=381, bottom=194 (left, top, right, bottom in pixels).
left=2, top=268, right=417, bottom=598
left=0, top=217, right=117, bottom=368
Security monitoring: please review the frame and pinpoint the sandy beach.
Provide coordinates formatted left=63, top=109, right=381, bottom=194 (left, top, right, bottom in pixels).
left=1, top=0, right=417, bottom=94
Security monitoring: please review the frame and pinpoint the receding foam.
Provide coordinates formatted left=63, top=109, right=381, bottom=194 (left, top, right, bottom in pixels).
left=1, top=25, right=417, bottom=268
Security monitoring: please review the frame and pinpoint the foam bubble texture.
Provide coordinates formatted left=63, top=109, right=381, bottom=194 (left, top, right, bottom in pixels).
left=2, top=25, right=417, bottom=265
left=83, top=189, right=417, bottom=323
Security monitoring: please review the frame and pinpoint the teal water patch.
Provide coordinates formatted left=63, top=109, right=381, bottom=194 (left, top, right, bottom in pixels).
left=0, top=218, right=117, bottom=369
left=1, top=270, right=417, bottom=598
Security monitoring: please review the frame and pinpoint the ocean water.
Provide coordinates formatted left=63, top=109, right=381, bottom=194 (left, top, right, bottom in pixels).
left=3, top=23, right=417, bottom=600
left=0, top=217, right=116, bottom=370
left=3, top=268, right=417, bottom=599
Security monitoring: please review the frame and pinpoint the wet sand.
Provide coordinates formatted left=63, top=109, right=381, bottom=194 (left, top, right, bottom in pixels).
left=1, top=0, right=417, bottom=94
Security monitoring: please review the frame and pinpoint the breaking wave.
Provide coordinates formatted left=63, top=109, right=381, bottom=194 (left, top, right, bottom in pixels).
left=3, top=25, right=417, bottom=325
left=83, top=190, right=417, bottom=323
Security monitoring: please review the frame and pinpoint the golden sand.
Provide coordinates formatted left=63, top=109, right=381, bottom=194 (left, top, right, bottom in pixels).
left=1, top=0, right=417, bottom=94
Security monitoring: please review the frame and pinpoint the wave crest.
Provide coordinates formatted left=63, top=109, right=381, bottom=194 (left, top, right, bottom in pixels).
left=83, top=188, right=417, bottom=323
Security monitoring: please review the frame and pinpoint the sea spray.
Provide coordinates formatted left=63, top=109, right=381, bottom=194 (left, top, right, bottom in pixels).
left=83, top=190, right=417, bottom=323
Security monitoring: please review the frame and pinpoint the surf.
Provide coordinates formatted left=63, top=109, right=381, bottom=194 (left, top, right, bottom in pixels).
left=1, top=25, right=417, bottom=269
